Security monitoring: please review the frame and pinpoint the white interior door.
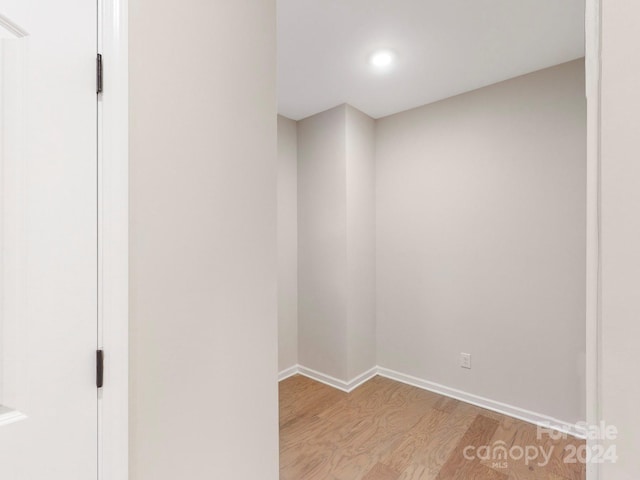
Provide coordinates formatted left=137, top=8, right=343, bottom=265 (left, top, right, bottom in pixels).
left=0, top=1, right=98, bottom=478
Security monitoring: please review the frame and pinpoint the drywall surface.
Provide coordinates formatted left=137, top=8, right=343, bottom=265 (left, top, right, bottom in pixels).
left=129, top=0, right=278, bottom=479
left=375, top=60, right=586, bottom=424
left=297, top=105, right=376, bottom=381
left=345, top=105, right=376, bottom=379
left=599, top=1, right=640, bottom=477
left=297, top=106, right=349, bottom=380
left=278, top=115, right=298, bottom=372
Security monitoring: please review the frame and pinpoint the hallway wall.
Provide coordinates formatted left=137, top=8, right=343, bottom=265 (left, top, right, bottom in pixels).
left=129, top=1, right=278, bottom=479
left=599, top=0, right=640, bottom=476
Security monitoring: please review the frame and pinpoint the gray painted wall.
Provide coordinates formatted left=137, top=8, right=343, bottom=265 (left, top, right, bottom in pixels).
left=346, top=106, right=377, bottom=379
left=600, top=1, right=640, bottom=477
left=375, top=60, right=586, bottom=424
left=297, top=106, right=348, bottom=380
left=129, top=1, right=278, bottom=478
left=278, top=115, right=298, bottom=372
left=297, top=105, right=376, bottom=381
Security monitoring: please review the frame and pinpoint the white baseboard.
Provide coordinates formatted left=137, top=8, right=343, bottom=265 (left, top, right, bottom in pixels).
left=278, top=364, right=377, bottom=393
left=0, top=407, right=27, bottom=427
left=278, top=364, right=586, bottom=439
left=377, top=367, right=586, bottom=439
left=278, top=365, right=299, bottom=382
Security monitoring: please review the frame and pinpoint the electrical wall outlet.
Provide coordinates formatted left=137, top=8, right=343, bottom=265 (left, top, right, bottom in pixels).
left=460, top=353, right=472, bottom=369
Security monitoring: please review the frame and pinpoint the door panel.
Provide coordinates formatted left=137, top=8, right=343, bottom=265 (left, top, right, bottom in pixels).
left=0, top=1, right=97, bottom=478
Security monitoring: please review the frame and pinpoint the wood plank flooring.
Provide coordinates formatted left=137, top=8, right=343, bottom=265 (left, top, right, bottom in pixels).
left=279, top=375, right=585, bottom=480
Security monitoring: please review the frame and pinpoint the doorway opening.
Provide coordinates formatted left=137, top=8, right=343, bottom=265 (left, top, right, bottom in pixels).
left=276, top=1, right=599, bottom=478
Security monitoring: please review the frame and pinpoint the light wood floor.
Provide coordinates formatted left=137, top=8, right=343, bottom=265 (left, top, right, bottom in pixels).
left=279, top=375, right=585, bottom=480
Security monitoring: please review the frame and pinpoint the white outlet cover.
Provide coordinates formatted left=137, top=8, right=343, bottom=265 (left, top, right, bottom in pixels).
left=460, top=353, right=472, bottom=369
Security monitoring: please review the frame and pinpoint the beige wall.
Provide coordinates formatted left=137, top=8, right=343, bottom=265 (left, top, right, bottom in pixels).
left=297, top=105, right=376, bottom=381
left=600, top=1, right=640, bottom=477
left=297, top=106, right=349, bottom=380
left=278, top=115, right=298, bottom=372
left=129, top=0, right=278, bottom=479
left=345, top=106, right=377, bottom=379
left=375, top=60, right=586, bottom=423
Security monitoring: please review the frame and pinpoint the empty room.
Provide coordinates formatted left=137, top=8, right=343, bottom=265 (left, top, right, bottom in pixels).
left=277, top=1, right=589, bottom=478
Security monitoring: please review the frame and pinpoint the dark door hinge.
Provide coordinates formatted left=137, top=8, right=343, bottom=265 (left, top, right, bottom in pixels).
left=96, top=54, right=103, bottom=94
left=96, top=350, right=104, bottom=388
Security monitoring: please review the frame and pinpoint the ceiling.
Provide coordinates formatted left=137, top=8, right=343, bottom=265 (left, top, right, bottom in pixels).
left=278, top=0, right=585, bottom=120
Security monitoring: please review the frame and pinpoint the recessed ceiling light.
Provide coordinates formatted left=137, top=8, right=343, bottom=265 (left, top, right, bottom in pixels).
left=369, top=49, right=396, bottom=69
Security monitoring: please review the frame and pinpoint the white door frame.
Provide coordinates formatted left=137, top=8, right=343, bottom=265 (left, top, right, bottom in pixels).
left=93, top=0, right=602, bottom=478
left=98, top=0, right=128, bottom=479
